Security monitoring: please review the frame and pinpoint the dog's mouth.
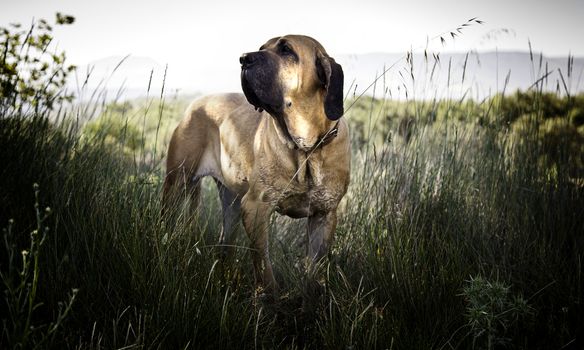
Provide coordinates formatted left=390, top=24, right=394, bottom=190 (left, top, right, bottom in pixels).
left=240, top=54, right=306, bottom=150
left=241, top=70, right=283, bottom=114
left=240, top=51, right=283, bottom=115
left=240, top=70, right=267, bottom=113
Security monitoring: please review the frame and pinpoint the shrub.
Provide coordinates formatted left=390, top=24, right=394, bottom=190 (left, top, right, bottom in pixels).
left=463, top=276, right=533, bottom=350
left=0, top=13, right=76, bottom=114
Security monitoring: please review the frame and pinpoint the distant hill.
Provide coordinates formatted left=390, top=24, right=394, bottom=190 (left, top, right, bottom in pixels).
left=71, top=56, right=168, bottom=101
left=338, top=51, right=584, bottom=100
left=72, top=51, right=584, bottom=101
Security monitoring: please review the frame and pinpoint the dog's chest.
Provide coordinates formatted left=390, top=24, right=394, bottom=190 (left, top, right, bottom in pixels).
left=274, top=185, right=337, bottom=218
left=261, top=154, right=341, bottom=218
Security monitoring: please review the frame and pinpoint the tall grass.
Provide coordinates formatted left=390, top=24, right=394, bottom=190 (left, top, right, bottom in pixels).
left=2, top=48, right=584, bottom=348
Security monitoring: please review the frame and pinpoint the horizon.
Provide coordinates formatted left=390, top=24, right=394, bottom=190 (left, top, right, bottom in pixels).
left=73, top=49, right=584, bottom=102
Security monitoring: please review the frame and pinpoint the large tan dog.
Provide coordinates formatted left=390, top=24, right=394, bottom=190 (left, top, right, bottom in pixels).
left=163, top=35, right=350, bottom=292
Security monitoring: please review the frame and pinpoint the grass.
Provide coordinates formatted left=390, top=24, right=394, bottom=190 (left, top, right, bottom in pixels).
left=1, top=50, right=584, bottom=348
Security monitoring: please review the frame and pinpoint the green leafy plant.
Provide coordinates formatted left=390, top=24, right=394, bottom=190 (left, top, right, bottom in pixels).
left=0, top=13, right=76, bottom=114
left=82, top=114, right=143, bottom=153
left=462, top=276, right=533, bottom=350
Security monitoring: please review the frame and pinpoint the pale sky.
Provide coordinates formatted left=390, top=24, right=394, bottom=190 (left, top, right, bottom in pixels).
left=2, top=0, right=583, bottom=94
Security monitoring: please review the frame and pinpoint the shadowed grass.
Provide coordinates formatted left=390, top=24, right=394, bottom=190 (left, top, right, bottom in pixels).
left=2, top=86, right=583, bottom=349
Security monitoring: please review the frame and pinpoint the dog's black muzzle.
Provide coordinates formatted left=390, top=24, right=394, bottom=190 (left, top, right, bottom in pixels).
left=240, top=51, right=283, bottom=114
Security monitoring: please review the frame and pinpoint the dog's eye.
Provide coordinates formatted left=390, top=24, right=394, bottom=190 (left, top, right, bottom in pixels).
left=280, top=43, right=294, bottom=56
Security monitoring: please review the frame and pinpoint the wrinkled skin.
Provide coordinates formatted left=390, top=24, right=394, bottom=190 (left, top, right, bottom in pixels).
left=241, top=35, right=344, bottom=151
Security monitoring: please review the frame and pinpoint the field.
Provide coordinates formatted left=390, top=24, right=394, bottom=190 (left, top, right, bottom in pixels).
left=2, top=19, right=584, bottom=350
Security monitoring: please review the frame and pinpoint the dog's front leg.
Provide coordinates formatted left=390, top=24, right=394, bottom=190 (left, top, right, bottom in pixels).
left=241, top=193, right=277, bottom=293
left=307, top=210, right=337, bottom=261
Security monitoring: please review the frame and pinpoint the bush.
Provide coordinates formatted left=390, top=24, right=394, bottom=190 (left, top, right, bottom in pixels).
left=0, top=14, right=76, bottom=114
left=463, top=276, right=533, bottom=350
left=82, top=114, right=143, bottom=153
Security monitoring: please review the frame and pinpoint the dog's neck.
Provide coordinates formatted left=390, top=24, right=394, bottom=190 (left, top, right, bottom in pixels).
left=312, top=121, right=340, bottom=150
left=269, top=113, right=298, bottom=150
left=267, top=113, right=340, bottom=153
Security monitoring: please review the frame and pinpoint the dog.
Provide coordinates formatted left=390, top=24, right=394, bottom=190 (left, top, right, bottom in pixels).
left=163, top=35, right=350, bottom=292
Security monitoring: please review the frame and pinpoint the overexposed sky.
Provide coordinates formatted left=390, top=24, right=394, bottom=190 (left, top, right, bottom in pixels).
left=2, top=0, right=583, bottom=94
left=2, top=0, right=583, bottom=61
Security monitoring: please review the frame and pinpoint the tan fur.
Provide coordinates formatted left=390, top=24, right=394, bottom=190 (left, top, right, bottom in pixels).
left=163, top=36, right=350, bottom=292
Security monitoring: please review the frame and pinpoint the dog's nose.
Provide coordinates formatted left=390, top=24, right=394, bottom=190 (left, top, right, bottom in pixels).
left=240, top=53, right=256, bottom=68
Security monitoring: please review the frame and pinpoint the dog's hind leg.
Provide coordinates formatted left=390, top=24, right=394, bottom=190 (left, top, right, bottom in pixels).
left=162, top=164, right=192, bottom=219
left=162, top=110, right=210, bottom=219
left=187, top=175, right=203, bottom=215
left=216, top=180, right=241, bottom=258
left=162, top=161, right=202, bottom=223
left=162, top=170, right=178, bottom=217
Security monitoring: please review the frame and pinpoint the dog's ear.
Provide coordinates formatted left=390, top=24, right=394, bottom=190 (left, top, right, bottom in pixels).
left=316, top=52, right=344, bottom=120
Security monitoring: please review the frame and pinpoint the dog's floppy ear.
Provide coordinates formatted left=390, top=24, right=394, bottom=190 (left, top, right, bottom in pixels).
left=316, top=52, right=344, bottom=120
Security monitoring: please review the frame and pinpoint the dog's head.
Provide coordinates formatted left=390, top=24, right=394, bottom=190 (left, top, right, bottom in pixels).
left=240, top=35, right=344, bottom=151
